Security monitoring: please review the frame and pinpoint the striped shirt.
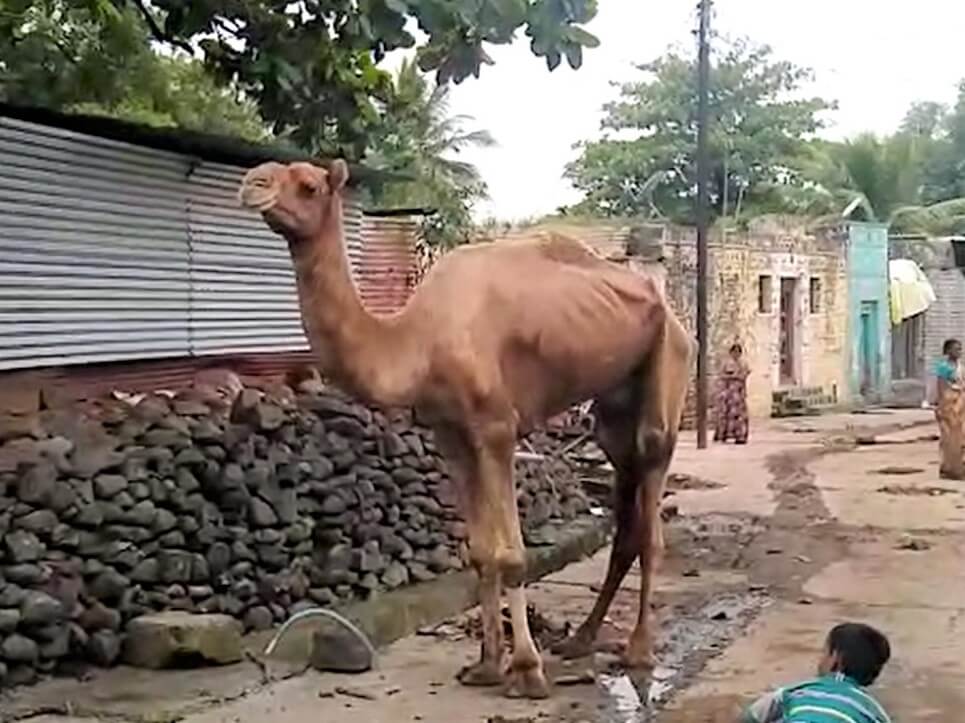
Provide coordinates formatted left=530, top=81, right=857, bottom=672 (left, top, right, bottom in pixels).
left=741, top=673, right=891, bottom=723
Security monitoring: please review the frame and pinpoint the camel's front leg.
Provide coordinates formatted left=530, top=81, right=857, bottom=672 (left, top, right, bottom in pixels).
left=475, top=419, right=548, bottom=699
left=433, top=425, right=505, bottom=687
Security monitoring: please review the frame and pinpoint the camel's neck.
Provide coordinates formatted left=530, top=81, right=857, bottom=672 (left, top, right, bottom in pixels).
left=289, top=200, right=421, bottom=406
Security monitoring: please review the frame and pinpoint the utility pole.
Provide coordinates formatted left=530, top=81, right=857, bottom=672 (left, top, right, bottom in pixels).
left=695, top=0, right=712, bottom=449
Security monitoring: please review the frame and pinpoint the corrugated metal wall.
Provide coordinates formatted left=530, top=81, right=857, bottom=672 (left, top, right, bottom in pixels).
left=923, top=269, right=965, bottom=377
left=186, top=162, right=309, bottom=355
left=359, top=215, right=418, bottom=314
left=0, top=117, right=192, bottom=369
left=0, top=117, right=366, bottom=373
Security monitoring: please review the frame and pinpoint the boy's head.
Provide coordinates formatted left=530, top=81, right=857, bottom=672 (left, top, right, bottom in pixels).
left=817, top=623, right=891, bottom=686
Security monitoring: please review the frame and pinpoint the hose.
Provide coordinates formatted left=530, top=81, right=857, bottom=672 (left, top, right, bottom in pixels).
left=263, top=607, right=378, bottom=669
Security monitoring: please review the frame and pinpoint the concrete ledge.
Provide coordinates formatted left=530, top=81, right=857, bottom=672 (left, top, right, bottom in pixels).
left=259, top=516, right=612, bottom=661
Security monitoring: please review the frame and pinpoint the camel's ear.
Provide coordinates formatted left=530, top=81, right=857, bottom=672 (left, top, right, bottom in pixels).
left=328, top=159, right=349, bottom=192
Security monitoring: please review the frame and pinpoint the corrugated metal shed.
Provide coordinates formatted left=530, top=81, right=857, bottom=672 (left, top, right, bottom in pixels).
left=359, top=215, right=419, bottom=314
left=0, top=116, right=192, bottom=370
left=187, top=161, right=308, bottom=356
left=0, top=114, right=366, bottom=373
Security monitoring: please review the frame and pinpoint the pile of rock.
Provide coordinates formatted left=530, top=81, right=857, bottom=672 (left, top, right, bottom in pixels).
left=0, top=377, right=590, bottom=686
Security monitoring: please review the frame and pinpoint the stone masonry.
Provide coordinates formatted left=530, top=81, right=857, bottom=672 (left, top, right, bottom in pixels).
left=0, top=377, right=590, bottom=687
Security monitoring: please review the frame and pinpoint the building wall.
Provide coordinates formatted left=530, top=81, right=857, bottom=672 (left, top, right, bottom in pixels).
left=656, top=224, right=847, bottom=419
left=845, top=222, right=892, bottom=401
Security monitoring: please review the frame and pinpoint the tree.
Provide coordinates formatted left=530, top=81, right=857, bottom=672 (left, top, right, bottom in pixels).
left=3, top=0, right=599, bottom=159
left=565, top=39, right=833, bottom=221
left=0, top=1, right=267, bottom=140
left=368, top=58, right=495, bottom=248
left=821, top=133, right=924, bottom=220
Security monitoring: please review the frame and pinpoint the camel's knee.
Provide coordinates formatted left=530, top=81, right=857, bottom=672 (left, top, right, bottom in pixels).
left=496, top=548, right=527, bottom=589
left=637, top=427, right=676, bottom=466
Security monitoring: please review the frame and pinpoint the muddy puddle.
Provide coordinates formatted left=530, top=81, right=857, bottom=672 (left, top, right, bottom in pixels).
left=582, top=591, right=769, bottom=722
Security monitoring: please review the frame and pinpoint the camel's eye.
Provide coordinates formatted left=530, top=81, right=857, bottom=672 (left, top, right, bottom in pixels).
left=297, top=178, right=320, bottom=197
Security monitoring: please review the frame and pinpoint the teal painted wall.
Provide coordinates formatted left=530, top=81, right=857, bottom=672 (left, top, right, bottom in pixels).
left=846, top=222, right=891, bottom=401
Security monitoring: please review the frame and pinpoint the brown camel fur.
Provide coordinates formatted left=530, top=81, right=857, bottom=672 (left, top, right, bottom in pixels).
left=238, top=160, right=692, bottom=699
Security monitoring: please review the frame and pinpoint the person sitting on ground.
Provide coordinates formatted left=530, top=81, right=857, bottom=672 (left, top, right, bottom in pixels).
left=739, top=622, right=892, bottom=723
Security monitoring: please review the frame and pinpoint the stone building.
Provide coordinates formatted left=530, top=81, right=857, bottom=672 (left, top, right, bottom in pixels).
left=651, top=221, right=850, bottom=419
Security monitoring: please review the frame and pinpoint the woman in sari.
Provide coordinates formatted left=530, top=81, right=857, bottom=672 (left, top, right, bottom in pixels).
left=934, top=338, right=964, bottom=480
left=714, top=342, right=750, bottom=445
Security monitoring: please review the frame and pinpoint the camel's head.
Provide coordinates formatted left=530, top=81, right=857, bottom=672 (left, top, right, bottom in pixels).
left=238, top=160, right=349, bottom=246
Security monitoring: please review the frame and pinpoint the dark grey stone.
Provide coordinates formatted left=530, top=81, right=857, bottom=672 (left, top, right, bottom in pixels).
left=87, top=630, right=121, bottom=667
left=19, top=590, right=64, bottom=625
left=248, top=497, right=278, bottom=527
left=94, top=474, right=128, bottom=499
left=5, top=529, right=44, bottom=563
left=1, top=633, right=38, bottom=663
left=16, top=460, right=57, bottom=505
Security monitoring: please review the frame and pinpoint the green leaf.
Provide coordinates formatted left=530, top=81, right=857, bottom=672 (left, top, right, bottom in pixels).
left=566, top=25, right=599, bottom=48
left=564, top=42, right=582, bottom=70
left=545, top=49, right=561, bottom=71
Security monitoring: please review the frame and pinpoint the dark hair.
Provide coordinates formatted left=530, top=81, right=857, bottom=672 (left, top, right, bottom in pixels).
left=944, top=338, right=961, bottom=355
left=827, top=623, right=891, bottom=686
left=730, top=343, right=743, bottom=355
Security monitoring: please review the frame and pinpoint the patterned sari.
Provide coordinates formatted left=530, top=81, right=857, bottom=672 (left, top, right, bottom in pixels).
left=714, top=356, right=750, bottom=444
left=935, top=357, right=964, bottom=480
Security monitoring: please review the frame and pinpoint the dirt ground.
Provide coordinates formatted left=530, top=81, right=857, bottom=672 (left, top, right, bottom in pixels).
left=6, top=408, right=962, bottom=723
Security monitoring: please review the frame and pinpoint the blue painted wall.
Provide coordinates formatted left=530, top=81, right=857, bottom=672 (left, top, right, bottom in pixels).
left=846, top=222, right=891, bottom=402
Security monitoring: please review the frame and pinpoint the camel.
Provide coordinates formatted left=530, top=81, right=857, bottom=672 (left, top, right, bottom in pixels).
left=238, top=160, right=692, bottom=699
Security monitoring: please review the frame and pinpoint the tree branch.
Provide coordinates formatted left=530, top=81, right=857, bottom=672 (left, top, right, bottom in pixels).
left=129, top=0, right=195, bottom=55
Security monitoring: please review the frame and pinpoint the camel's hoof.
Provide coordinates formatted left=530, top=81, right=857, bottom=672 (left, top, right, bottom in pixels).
left=621, top=648, right=655, bottom=671
left=552, top=634, right=594, bottom=660
left=456, top=660, right=504, bottom=687
left=503, top=664, right=550, bottom=700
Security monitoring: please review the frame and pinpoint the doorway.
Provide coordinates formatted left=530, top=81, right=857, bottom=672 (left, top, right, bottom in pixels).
left=779, top=277, right=799, bottom=385
left=859, top=301, right=880, bottom=396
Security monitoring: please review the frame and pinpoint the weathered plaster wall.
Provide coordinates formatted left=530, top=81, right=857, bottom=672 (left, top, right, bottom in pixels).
left=846, top=223, right=892, bottom=402
left=654, top=223, right=848, bottom=420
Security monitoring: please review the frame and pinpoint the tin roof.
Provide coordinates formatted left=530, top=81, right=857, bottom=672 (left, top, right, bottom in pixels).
left=0, top=101, right=402, bottom=189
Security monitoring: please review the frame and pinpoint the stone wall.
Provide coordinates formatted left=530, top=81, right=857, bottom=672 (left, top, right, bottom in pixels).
left=0, top=379, right=590, bottom=686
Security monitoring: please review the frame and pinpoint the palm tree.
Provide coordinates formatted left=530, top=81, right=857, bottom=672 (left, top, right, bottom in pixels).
left=369, top=58, right=496, bottom=247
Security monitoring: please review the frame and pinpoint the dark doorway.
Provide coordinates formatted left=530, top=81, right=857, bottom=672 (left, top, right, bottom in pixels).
left=779, top=277, right=799, bottom=385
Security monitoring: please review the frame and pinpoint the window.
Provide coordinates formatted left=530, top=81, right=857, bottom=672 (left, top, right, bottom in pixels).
left=809, top=277, right=822, bottom=314
left=758, top=275, right=773, bottom=313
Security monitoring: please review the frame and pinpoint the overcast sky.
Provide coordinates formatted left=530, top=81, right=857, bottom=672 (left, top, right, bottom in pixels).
left=423, top=0, right=965, bottom=221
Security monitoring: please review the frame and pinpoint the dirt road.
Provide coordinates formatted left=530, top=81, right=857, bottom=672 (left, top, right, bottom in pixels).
left=7, top=409, right=962, bottom=723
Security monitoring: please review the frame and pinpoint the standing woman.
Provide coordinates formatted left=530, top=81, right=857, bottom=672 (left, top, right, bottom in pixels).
left=934, top=338, right=965, bottom=480
left=714, top=342, right=751, bottom=445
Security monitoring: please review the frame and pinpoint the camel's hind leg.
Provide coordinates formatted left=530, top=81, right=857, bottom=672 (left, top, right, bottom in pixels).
left=624, top=313, right=691, bottom=668
left=552, top=380, right=643, bottom=659
left=553, top=313, right=691, bottom=665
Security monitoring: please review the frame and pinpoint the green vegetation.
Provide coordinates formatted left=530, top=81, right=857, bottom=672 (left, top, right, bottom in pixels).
left=565, top=37, right=965, bottom=235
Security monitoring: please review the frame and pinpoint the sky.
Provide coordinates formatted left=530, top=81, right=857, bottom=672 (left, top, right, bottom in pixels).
left=417, top=0, right=965, bottom=221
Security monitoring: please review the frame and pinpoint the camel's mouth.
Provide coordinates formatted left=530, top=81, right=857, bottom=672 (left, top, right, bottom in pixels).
left=238, top=167, right=281, bottom=212
left=238, top=182, right=278, bottom=213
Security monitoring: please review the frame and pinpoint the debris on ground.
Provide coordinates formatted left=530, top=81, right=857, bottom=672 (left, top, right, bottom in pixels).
left=335, top=685, right=377, bottom=701
left=422, top=603, right=571, bottom=651
left=878, top=483, right=956, bottom=496
left=873, top=466, right=926, bottom=476
left=666, top=472, right=726, bottom=491
left=896, top=535, right=932, bottom=551
left=554, top=670, right=596, bottom=686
